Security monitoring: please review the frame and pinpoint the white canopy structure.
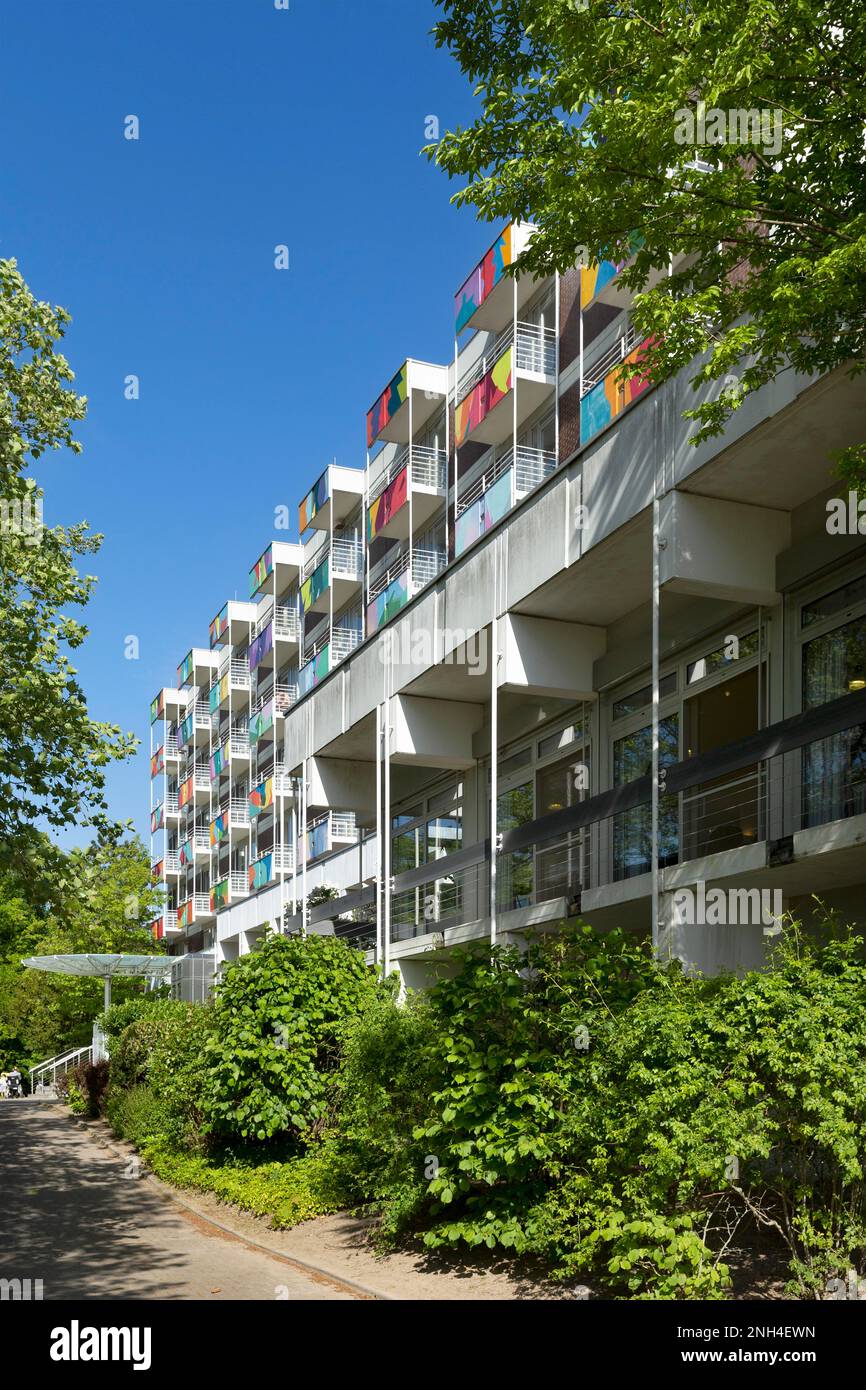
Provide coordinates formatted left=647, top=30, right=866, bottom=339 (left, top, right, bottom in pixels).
left=21, top=953, right=174, bottom=1010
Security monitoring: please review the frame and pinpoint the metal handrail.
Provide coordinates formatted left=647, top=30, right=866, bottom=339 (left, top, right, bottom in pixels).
left=456, top=321, right=557, bottom=402
left=368, top=444, right=448, bottom=504
left=230, top=659, right=250, bottom=687
left=582, top=322, right=643, bottom=396
left=274, top=605, right=300, bottom=640
left=332, top=537, right=364, bottom=578
left=30, top=1044, right=93, bottom=1092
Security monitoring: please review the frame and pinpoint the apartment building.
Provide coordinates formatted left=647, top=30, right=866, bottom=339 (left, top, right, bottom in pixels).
left=149, top=221, right=866, bottom=989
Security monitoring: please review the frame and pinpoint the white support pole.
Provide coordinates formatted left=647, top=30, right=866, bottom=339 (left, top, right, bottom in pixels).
left=383, top=692, right=391, bottom=979
left=651, top=494, right=660, bottom=956
left=375, top=702, right=383, bottom=969
left=301, top=757, right=308, bottom=936
left=490, top=542, right=499, bottom=947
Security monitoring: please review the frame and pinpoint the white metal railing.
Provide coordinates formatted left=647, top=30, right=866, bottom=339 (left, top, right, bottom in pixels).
left=254, top=599, right=274, bottom=637
left=456, top=321, right=557, bottom=402
left=368, top=444, right=447, bottom=503
left=165, top=735, right=181, bottom=757
left=165, top=795, right=179, bottom=814
left=457, top=450, right=514, bottom=517
left=230, top=659, right=250, bottom=688
left=194, top=893, right=211, bottom=916
left=273, top=682, right=298, bottom=713
left=164, top=853, right=180, bottom=873
left=230, top=729, right=250, bottom=755
left=272, top=770, right=295, bottom=795
left=412, top=545, right=447, bottom=587
left=303, top=614, right=330, bottom=664
left=275, top=605, right=300, bottom=641
left=581, top=321, right=643, bottom=396
left=194, top=764, right=210, bottom=790
left=30, top=1045, right=92, bottom=1093
left=230, top=871, right=248, bottom=896
left=194, top=829, right=210, bottom=851
left=194, top=700, right=212, bottom=726
left=332, top=627, right=362, bottom=663
left=331, top=812, right=358, bottom=840
left=512, top=444, right=559, bottom=498
left=332, top=537, right=364, bottom=579
left=229, top=797, right=250, bottom=826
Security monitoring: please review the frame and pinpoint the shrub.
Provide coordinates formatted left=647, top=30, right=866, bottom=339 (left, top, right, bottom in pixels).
left=326, top=992, right=442, bottom=1239
left=201, top=933, right=387, bottom=1143
left=107, top=1083, right=172, bottom=1147
left=101, top=992, right=170, bottom=1051
left=141, top=1142, right=344, bottom=1229
left=107, top=1000, right=214, bottom=1149
left=67, top=1059, right=110, bottom=1118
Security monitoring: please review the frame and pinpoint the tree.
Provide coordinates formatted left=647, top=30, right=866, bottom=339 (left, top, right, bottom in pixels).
left=428, top=1, right=866, bottom=468
left=0, top=833, right=163, bottom=1067
left=0, top=259, right=136, bottom=894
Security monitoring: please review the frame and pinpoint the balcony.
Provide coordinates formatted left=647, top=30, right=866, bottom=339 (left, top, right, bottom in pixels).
left=300, top=540, right=364, bottom=617
left=297, top=641, right=330, bottom=698
left=332, top=626, right=362, bottom=665
left=194, top=892, right=213, bottom=920
left=165, top=734, right=182, bottom=759
left=454, top=222, right=539, bottom=335
left=299, top=465, right=364, bottom=536
left=581, top=326, right=654, bottom=446
left=367, top=445, right=448, bottom=544
left=455, top=322, right=556, bottom=449
left=274, top=604, right=300, bottom=644
left=193, top=829, right=211, bottom=856
left=230, top=870, right=249, bottom=898
left=177, top=648, right=219, bottom=692
left=209, top=599, right=257, bottom=650
left=249, top=620, right=274, bottom=674
left=228, top=796, right=250, bottom=828
left=249, top=699, right=274, bottom=746
left=307, top=811, right=358, bottom=862
left=229, top=658, right=250, bottom=691
left=248, top=844, right=294, bottom=892
left=366, top=360, right=448, bottom=449
left=194, top=762, right=211, bottom=793
left=165, top=794, right=179, bottom=817
left=367, top=546, right=447, bottom=635
left=454, top=444, right=556, bottom=558
left=150, top=747, right=165, bottom=780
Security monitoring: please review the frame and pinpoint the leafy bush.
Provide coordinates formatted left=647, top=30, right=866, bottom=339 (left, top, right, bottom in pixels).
left=107, top=1000, right=213, bottom=1148
left=66, top=1059, right=110, bottom=1118
left=326, top=992, right=442, bottom=1239
left=201, top=933, right=386, bottom=1143
left=101, top=992, right=170, bottom=1051
left=141, top=1140, right=344, bottom=1228
left=329, top=919, right=866, bottom=1300
left=106, top=1083, right=171, bottom=1147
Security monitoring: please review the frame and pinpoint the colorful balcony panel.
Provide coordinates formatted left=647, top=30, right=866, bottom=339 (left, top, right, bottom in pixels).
left=210, top=742, right=229, bottom=781
left=298, top=646, right=329, bottom=698
left=210, top=812, right=227, bottom=847
left=249, top=777, right=273, bottom=820
left=150, top=916, right=165, bottom=942
left=455, top=469, right=513, bottom=558
left=299, top=470, right=330, bottom=533
left=249, top=701, right=273, bottom=746
left=300, top=557, right=329, bottom=613
left=580, top=336, right=654, bottom=445
left=367, top=363, right=408, bottom=448
left=150, top=803, right=165, bottom=834
left=209, top=673, right=229, bottom=714
left=210, top=878, right=230, bottom=913
left=150, top=747, right=165, bottom=780
left=151, top=859, right=164, bottom=883
left=249, top=622, right=273, bottom=671
left=150, top=690, right=165, bottom=724
left=455, top=225, right=513, bottom=334
left=178, top=838, right=194, bottom=870
left=178, top=775, right=194, bottom=809
left=249, top=853, right=274, bottom=892
left=307, top=818, right=330, bottom=862
left=455, top=347, right=513, bottom=447
left=366, top=569, right=410, bottom=636
left=179, top=712, right=195, bottom=747
left=367, top=466, right=408, bottom=543
left=210, top=604, right=229, bottom=649
left=177, top=899, right=194, bottom=930
left=177, top=650, right=193, bottom=687
left=580, top=232, right=644, bottom=309
left=249, top=544, right=273, bottom=599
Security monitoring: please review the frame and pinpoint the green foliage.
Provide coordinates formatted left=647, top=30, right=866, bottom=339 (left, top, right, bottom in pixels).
left=0, top=258, right=137, bottom=883
left=107, top=999, right=213, bottom=1148
left=201, top=933, right=386, bottom=1143
left=67, top=1059, right=110, bottom=1119
left=141, top=1141, right=344, bottom=1229
left=428, top=1, right=866, bottom=458
left=106, top=1083, right=169, bottom=1147
left=326, top=992, right=442, bottom=1240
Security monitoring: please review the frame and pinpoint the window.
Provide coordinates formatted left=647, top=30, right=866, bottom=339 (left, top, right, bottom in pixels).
left=686, top=631, right=759, bottom=686
left=613, top=716, right=679, bottom=880
left=801, top=612, right=866, bottom=826
left=535, top=751, right=591, bottom=902
left=613, top=672, right=676, bottom=722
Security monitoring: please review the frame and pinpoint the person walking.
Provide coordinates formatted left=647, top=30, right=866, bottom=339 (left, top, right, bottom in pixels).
left=7, top=1066, right=22, bottom=1099
left=0, top=1072, right=8, bottom=1100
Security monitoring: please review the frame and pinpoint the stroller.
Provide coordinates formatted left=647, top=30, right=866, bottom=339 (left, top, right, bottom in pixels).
left=7, top=1072, right=22, bottom=1099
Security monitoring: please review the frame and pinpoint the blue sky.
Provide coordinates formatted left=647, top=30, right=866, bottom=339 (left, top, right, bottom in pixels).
left=1, top=0, right=486, bottom=848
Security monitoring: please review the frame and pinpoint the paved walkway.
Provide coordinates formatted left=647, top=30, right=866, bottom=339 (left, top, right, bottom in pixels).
left=0, top=1103, right=355, bottom=1300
